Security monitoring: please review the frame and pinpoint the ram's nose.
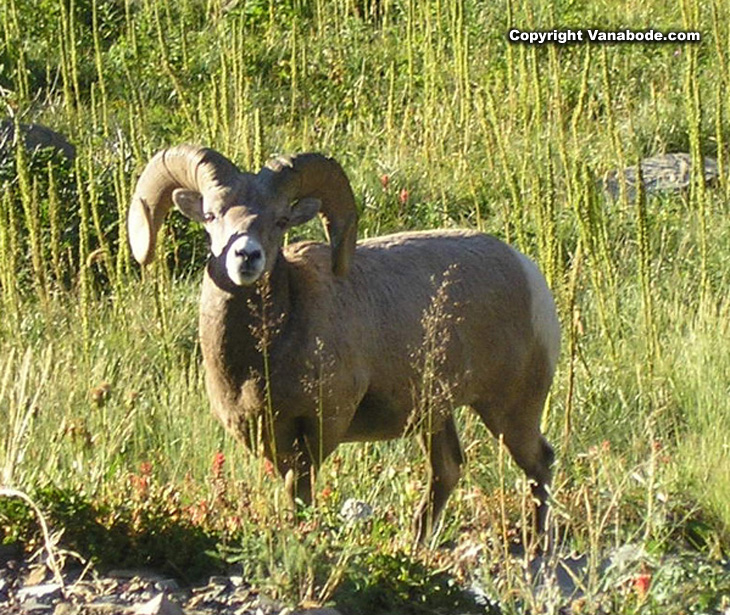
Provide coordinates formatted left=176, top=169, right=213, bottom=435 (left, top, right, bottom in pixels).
left=226, top=235, right=266, bottom=286
left=236, top=245, right=262, bottom=267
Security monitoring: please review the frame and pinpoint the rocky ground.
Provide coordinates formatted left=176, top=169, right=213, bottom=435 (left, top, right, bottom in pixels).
left=3, top=540, right=728, bottom=615
left=0, top=542, right=662, bottom=615
left=0, top=500, right=379, bottom=615
left=0, top=553, right=339, bottom=615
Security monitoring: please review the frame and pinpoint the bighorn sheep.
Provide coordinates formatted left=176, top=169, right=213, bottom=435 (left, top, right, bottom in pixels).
left=128, top=145, right=561, bottom=541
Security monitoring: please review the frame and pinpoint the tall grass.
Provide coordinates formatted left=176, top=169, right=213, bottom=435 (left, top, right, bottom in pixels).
left=1, top=0, right=729, bottom=609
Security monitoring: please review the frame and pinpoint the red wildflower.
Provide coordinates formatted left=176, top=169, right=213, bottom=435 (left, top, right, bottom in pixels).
left=263, top=458, right=276, bottom=477
left=130, top=474, right=149, bottom=500
left=399, top=188, right=409, bottom=205
left=633, top=573, right=651, bottom=598
left=188, top=499, right=210, bottom=525
left=212, top=451, right=225, bottom=479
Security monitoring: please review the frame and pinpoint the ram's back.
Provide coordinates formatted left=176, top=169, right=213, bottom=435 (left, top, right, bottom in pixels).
left=284, top=229, right=559, bottom=440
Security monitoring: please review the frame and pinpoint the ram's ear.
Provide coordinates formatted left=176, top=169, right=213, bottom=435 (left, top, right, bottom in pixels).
left=288, top=197, right=321, bottom=228
left=173, top=188, right=205, bottom=223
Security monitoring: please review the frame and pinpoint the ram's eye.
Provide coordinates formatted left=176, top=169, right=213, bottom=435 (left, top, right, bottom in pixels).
left=275, top=216, right=290, bottom=229
left=203, top=211, right=216, bottom=223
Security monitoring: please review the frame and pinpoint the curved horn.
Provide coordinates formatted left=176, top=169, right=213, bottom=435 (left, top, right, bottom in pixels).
left=128, top=144, right=240, bottom=265
left=262, top=153, right=358, bottom=277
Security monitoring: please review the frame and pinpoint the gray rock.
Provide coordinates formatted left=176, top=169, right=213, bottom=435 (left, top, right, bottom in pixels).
left=207, top=575, right=232, bottom=587
left=528, top=553, right=596, bottom=598
left=339, top=498, right=373, bottom=522
left=133, top=593, right=184, bottom=615
left=601, top=152, right=719, bottom=201
left=64, top=581, right=97, bottom=602
left=108, top=569, right=167, bottom=582
left=17, top=582, right=63, bottom=602
left=0, top=121, right=76, bottom=160
left=153, top=579, right=180, bottom=592
left=23, top=565, right=49, bottom=586
left=0, top=543, right=22, bottom=566
left=19, top=597, right=54, bottom=612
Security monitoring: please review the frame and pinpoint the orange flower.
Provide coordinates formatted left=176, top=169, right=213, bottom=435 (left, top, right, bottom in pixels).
left=189, top=499, right=210, bottom=525
left=380, top=174, right=390, bottom=189
left=130, top=474, right=149, bottom=500
left=399, top=188, right=409, bottom=205
left=633, top=573, right=651, bottom=597
left=212, top=451, right=225, bottom=479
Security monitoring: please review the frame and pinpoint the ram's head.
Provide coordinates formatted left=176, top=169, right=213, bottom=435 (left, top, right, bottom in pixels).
left=127, top=145, right=358, bottom=285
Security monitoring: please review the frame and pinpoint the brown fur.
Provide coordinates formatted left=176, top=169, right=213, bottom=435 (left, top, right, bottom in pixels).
left=198, top=229, right=559, bottom=542
left=129, top=147, right=559, bottom=543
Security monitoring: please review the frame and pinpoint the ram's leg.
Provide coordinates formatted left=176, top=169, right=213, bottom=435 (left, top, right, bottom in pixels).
left=258, top=417, right=311, bottom=509
left=281, top=454, right=314, bottom=507
left=414, top=415, right=464, bottom=544
left=273, top=415, right=345, bottom=509
left=506, top=428, right=554, bottom=534
left=473, top=401, right=554, bottom=534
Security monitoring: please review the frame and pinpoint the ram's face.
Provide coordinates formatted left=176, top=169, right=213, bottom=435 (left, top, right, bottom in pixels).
left=172, top=180, right=321, bottom=287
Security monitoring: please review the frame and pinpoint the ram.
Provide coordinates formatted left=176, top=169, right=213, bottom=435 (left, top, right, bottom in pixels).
left=128, top=145, right=561, bottom=541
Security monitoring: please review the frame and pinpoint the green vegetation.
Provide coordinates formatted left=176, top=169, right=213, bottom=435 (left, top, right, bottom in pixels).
left=1, top=0, right=729, bottom=612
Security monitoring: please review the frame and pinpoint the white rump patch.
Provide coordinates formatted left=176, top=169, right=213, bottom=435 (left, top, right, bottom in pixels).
left=511, top=248, right=561, bottom=375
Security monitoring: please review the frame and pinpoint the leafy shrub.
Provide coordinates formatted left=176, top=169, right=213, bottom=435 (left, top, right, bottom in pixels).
left=334, top=551, right=492, bottom=615
left=0, top=484, right=223, bottom=582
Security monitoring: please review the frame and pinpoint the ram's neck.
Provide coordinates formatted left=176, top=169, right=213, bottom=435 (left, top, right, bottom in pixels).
left=198, top=255, right=291, bottom=430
